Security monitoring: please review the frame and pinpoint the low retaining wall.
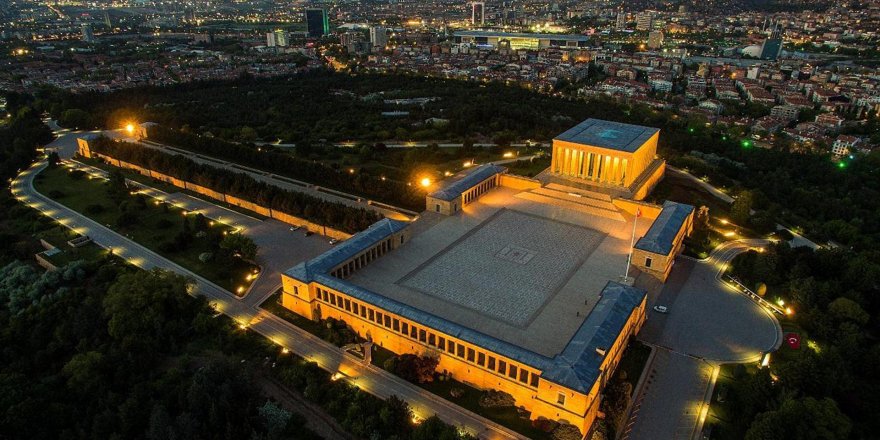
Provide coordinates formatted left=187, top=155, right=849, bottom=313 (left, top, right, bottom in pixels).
left=87, top=152, right=352, bottom=240
left=499, top=173, right=542, bottom=191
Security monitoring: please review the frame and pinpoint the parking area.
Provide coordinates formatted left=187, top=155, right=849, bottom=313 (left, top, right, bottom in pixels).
left=640, top=257, right=780, bottom=362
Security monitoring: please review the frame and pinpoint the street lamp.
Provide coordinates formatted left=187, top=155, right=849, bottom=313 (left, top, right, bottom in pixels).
left=420, top=177, right=431, bottom=187
left=125, top=123, right=135, bottom=135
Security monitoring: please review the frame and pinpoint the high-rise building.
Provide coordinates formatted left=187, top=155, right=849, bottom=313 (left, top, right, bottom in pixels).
left=267, top=29, right=289, bottom=47
left=340, top=31, right=365, bottom=53
left=369, top=26, right=388, bottom=50
left=305, top=8, right=329, bottom=38
left=471, top=2, right=485, bottom=26
left=647, top=30, right=664, bottom=49
left=81, top=23, right=96, bottom=43
left=636, top=12, right=654, bottom=31
left=615, top=11, right=626, bottom=31
left=759, top=25, right=783, bottom=60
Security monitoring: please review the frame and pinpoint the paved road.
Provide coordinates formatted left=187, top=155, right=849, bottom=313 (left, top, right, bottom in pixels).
left=63, top=159, right=332, bottom=308
left=623, top=240, right=782, bottom=440
left=20, top=139, right=529, bottom=440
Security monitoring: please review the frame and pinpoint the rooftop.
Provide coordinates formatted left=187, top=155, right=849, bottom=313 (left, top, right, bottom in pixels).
left=428, top=163, right=505, bottom=202
left=634, top=201, right=694, bottom=255
left=454, top=30, right=590, bottom=42
left=554, top=118, right=660, bottom=153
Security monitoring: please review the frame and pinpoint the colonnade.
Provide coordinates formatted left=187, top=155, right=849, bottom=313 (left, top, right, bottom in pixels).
left=551, top=146, right=629, bottom=186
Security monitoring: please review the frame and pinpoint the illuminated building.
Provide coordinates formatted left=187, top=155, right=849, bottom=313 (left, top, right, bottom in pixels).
left=369, top=26, right=388, bottom=50
left=305, top=8, right=330, bottom=38
left=471, top=1, right=485, bottom=26
left=81, top=23, right=96, bottom=43
left=281, top=119, right=692, bottom=436
left=453, top=30, right=589, bottom=50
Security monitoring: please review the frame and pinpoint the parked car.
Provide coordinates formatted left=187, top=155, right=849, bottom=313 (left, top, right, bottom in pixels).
left=329, top=238, right=339, bottom=245
left=653, top=305, right=669, bottom=314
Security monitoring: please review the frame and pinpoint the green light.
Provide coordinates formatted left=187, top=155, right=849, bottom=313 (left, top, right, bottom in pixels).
left=689, top=128, right=694, bottom=133
left=741, top=140, right=752, bottom=148
left=838, top=162, right=846, bottom=169
left=722, top=136, right=727, bottom=141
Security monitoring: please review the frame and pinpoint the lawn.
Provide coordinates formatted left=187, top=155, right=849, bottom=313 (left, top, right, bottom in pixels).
left=80, top=157, right=270, bottom=220
left=505, top=156, right=551, bottom=178
left=34, top=164, right=258, bottom=293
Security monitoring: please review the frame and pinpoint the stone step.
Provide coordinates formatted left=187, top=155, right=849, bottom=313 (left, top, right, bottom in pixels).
left=515, top=192, right=626, bottom=222
left=531, top=187, right=618, bottom=211
left=544, top=182, right=615, bottom=201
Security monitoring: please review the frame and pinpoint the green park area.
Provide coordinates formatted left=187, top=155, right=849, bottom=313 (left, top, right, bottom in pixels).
left=33, top=163, right=259, bottom=293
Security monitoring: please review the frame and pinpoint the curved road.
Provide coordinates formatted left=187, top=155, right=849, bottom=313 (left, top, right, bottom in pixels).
left=622, top=239, right=782, bottom=440
left=14, top=155, right=528, bottom=440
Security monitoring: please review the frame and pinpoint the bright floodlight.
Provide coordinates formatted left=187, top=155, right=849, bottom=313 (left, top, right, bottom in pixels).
left=420, top=177, right=431, bottom=187
left=125, top=123, right=135, bottom=134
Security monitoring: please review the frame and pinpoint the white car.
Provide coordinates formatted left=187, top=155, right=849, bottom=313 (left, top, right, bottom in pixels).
left=329, top=238, right=339, bottom=245
left=653, top=305, right=669, bottom=314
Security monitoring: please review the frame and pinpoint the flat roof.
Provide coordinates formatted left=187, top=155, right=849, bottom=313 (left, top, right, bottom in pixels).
left=554, top=118, right=660, bottom=153
left=635, top=201, right=694, bottom=255
left=454, top=30, right=590, bottom=42
left=428, top=164, right=504, bottom=202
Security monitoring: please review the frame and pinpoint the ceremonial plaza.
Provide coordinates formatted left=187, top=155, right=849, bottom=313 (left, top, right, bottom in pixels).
left=281, top=119, right=694, bottom=436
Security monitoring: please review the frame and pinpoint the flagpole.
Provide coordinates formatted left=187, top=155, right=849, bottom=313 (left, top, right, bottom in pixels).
left=624, top=209, right=639, bottom=282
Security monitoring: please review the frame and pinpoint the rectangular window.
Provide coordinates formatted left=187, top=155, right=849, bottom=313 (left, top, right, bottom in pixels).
left=557, top=392, right=566, bottom=406
left=498, top=360, right=507, bottom=374
left=344, top=299, right=351, bottom=311
left=645, top=257, right=653, bottom=268
left=467, top=348, right=475, bottom=362
left=447, top=341, right=456, bottom=354
left=438, top=337, right=446, bottom=351
left=384, top=315, right=391, bottom=328
left=487, top=356, right=496, bottom=370
left=530, top=373, right=539, bottom=388
left=293, top=286, right=299, bottom=296
left=402, top=322, right=409, bottom=335
left=375, top=311, right=383, bottom=324
left=393, top=318, right=400, bottom=332
left=323, top=290, right=328, bottom=301
left=457, top=344, right=465, bottom=358
left=419, top=329, right=427, bottom=343
left=329, top=293, right=336, bottom=305
left=368, top=309, right=375, bottom=321
left=519, top=369, right=529, bottom=383
left=508, top=365, right=518, bottom=379
left=410, top=326, right=418, bottom=339
left=428, top=334, right=436, bottom=346
left=352, top=303, right=359, bottom=315
left=477, top=353, right=486, bottom=366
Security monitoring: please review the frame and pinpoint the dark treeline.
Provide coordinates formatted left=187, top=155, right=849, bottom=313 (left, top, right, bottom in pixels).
left=727, top=242, right=880, bottom=439
left=89, top=137, right=382, bottom=234
left=34, top=69, right=585, bottom=144
left=33, top=72, right=880, bottom=249
left=148, top=125, right=424, bottom=210
left=0, top=263, right=320, bottom=440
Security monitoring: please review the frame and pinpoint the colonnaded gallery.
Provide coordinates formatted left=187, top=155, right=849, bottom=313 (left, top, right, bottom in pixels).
left=281, top=118, right=694, bottom=437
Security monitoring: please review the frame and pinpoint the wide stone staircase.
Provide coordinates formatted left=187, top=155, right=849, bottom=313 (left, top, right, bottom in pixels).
left=515, top=183, right=626, bottom=222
